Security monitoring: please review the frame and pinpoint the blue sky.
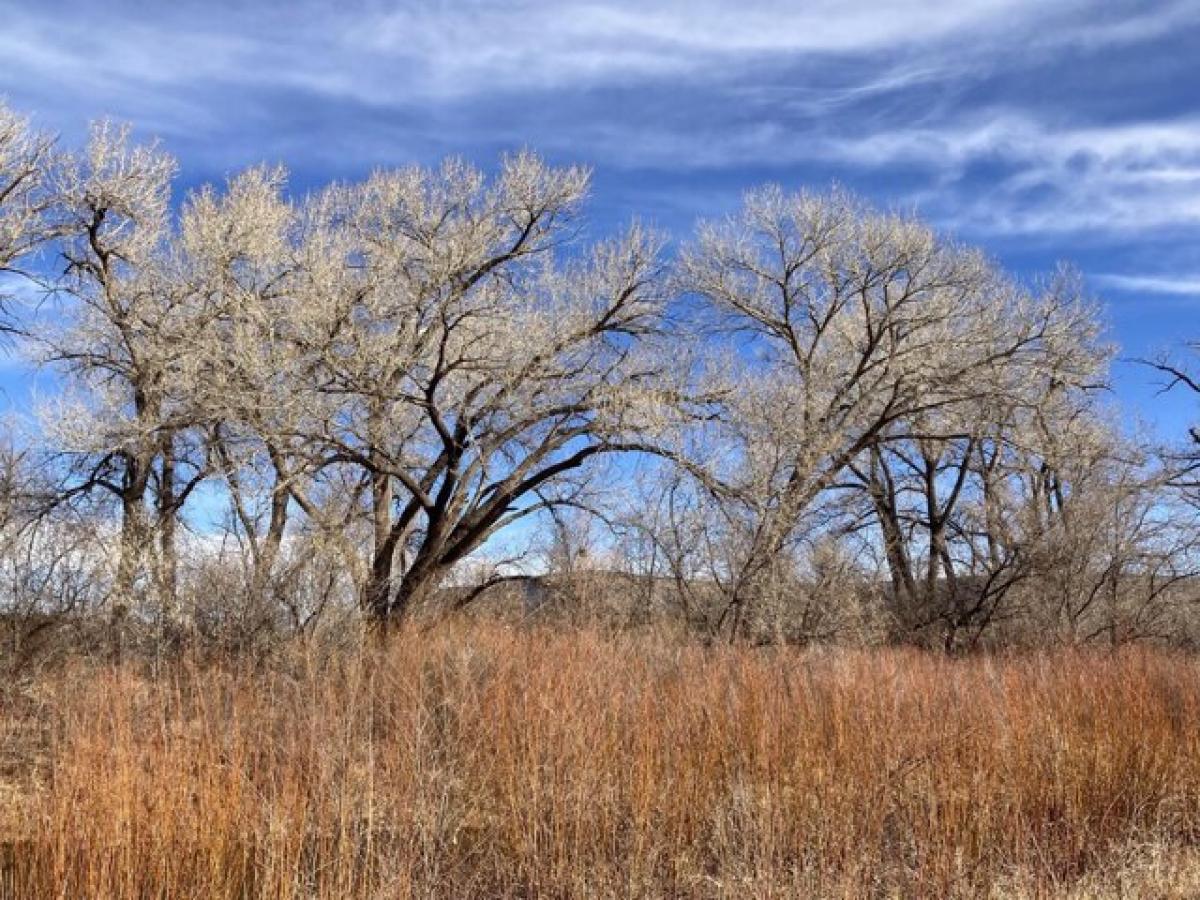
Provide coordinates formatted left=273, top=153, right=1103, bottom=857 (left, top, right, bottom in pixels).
left=2, top=0, right=1198, bottom=440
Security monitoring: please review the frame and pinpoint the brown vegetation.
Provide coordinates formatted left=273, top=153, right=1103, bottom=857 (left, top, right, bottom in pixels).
left=3, top=621, right=1200, bottom=898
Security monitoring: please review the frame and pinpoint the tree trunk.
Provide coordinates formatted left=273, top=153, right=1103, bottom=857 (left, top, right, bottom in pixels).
left=251, top=485, right=289, bottom=607
left=390, top=565, right=440, bottom=620
left=115, top=455, right=150, bottom=604
left=113, top=462, right=150, bottom=662
left=362, top=407, right=398, bottom=624
left=156, top=436, right=178, bottom=628
left=361, top=543, right=398, bottom=622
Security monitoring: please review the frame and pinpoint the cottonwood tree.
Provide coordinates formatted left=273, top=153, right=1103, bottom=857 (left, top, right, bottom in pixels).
left=680, top=187, right=1107, bottom=640
left=1020, top=426, right=1198, bottom=645
left=245, top=155, right=677, bottom=623
left=5, top=95, right=1190, bottom=655
left=177, top=166, right=363, bottom=613
left=998, top=383, right=1200, bottom=645
left=842, top=308, right=1109, bottom=650
left=37, top=123, right=209, bottom=621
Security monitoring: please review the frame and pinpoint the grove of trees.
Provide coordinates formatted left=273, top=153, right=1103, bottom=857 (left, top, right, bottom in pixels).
left=1, top=102, right=1197, bottom=657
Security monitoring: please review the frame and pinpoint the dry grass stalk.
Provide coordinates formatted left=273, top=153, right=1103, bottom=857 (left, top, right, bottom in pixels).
left=2, top=623, right=1199, bottom=898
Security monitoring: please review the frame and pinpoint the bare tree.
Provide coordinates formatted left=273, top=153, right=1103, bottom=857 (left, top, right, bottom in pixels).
left=2, top=95, right=1192, bottom=656
left=232, top=155, right=679, bottom=624
left=680, top=188, right=1107, bottom=640
left=1011, top=415, right=1200, bottom=645
left=175, top=166, right=364, bottom=615
left=842, top=349, right=1110, bottom=650
left=35, top=123, right=207, bottom=625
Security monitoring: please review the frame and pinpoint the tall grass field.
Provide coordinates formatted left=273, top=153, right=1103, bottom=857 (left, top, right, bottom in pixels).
left=3, top=624, right=1200, bottom=897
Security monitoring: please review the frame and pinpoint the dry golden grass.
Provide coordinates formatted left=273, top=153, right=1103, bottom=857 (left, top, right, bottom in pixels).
left=2, top=622, right=1200, bottom=898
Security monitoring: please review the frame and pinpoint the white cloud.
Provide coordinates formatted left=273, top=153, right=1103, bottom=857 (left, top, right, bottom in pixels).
left=810, top=114, right=1200, bottom=235
left=3, top=0, right=1199, bottom=243
left=1093, top=274, right=1200, bottom=296
left=2, top=0, right=1192, bottom=109
left=516, top=109, right=1200, bottom=236
left=349, top=0, right=1034, bottom=90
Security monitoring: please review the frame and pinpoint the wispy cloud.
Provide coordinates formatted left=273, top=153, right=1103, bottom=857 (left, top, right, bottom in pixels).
left=1093, top=274, right=1200, bottom=296
left=3, top=1, right=1194, bottom=130
left=832, top=115, right=1200, bottom=236
left=0, top=1, right=1066, bottom=105
left=2, top=0, right=1199, bottom=247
